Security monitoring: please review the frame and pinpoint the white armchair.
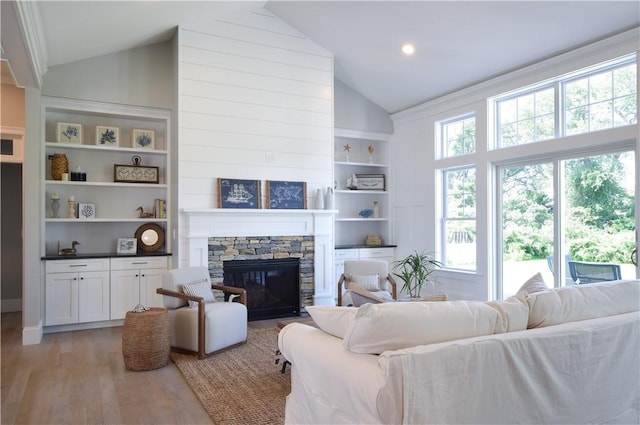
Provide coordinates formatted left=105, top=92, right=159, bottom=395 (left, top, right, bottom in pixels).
left=337, top=259, right=397, bottom=306
left=157, top=267, right=247, bottom=359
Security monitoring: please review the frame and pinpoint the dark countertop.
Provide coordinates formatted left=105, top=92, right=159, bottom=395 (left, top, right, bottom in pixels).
left=335, top=245, right=397, bottom=249
left=42, top=251, right=172, bottom=261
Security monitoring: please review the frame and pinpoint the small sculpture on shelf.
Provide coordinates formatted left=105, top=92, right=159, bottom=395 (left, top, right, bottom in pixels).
left=50, top=192, right=60, bottom=218
left=346, top=173, right=359, bottom=190
left=67, top=195, right=76, bottom=218
left=58, top=240, right=80, bottom=256
left=136, top=206, right=155, bottom=218
left=368, top=144, right=375, bottom=163
left=343, top=143, right=351, bottom=162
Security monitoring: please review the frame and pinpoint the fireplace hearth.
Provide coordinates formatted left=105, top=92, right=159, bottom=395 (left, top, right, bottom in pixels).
left=224, top=258, right=300, bottom=321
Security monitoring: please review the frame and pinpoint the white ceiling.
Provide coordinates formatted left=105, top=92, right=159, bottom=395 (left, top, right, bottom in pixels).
left=16, top=1, right=640, bottom=113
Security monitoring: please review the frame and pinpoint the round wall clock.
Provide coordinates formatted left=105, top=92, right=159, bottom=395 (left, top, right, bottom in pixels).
left=135, top=223, right=165, bottom=253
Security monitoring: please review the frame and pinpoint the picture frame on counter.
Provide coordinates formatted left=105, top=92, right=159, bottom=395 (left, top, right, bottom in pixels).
left=218, top=178, right=261, bottom=209
left=96, top=125, right=120, bottom=146
left=355, top=174, right=385, bottom=191
left=132, top=128, right=155, bottom=149
left=56, top=122, right=83, bottom=144
left=266, top=180, right=307, bottom=209
left=117, top=237, right=137, bottom=254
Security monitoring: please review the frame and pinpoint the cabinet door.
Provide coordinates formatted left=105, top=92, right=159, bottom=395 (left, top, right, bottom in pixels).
left=139, top=268, right=165, bottom=308
left=45, top=272, right=79, bottom=325
left=110, top=270, right=140, bottom=320
left=78, top=271, right=110, bottom=323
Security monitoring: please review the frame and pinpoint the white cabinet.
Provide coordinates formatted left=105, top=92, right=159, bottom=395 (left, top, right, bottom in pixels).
left=41, top=97, right=171, bottom=256
left=110, top=257, right=168, bottom=319
left=45, top=259, right=110, bottom=325
left=334, top=128, right=392, bottom=247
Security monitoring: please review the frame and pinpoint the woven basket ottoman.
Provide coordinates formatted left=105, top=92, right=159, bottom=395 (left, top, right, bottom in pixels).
left=122, top=307, right=170, bottom=371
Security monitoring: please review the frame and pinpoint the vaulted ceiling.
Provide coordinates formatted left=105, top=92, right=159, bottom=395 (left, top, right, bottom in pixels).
left=2, top=1, right=639, bottom=113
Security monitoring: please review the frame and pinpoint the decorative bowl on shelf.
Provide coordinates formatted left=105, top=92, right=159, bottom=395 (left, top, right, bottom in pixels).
left=358, top=209, right=374, bottom=218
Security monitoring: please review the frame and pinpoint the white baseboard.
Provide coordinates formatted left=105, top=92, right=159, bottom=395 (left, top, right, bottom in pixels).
left=22, top=321, right=43, bottom=345
left=1, top=298, right=22, bottom=313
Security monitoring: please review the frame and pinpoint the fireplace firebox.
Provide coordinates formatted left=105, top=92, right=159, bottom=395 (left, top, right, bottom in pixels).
left=223, top=258, right=300, bottom=321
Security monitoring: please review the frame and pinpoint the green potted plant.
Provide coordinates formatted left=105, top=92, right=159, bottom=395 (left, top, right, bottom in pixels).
left=392, top=251, right=443, bottom=298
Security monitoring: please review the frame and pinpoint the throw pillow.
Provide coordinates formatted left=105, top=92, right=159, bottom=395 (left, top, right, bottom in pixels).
left=182, top=279, right=215, bottom=308
left=342, top=301, right=502, bottom=354
left=517, top=272, right=549, bottom=295
left=527, top=279, right=640, bottom=328
left=486, top=293, right=529, bottom=333
left=347, top=274, right=381, bottom=291
left=305, top=305, right=359, bottom=338
left=347, top=282, right=394, bottom=306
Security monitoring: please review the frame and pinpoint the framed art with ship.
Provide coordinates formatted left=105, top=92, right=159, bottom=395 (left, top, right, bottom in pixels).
left=218, top=178, right=261, bottom=209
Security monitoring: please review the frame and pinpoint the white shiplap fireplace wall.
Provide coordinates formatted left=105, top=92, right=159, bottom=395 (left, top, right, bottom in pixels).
left=176, top=9, right=335, bottom=304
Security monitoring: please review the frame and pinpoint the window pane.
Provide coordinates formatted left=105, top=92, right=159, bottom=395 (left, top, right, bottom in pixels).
left=564, top=151, right=636, bottom=281
left=443, top=168, right=476, bottom=270
left=441, top=115, right=476, bottom=157
left=497, top=87, right=555, bottom=147
left=563, top=62, right=637, bottom=135
left=501, top=163, right=554, bottom=298
left=444, top=220, right=476, bottom=269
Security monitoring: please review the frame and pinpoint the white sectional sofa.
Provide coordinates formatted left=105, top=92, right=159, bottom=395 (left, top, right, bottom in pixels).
left=278, top=278, right=640, bottom=424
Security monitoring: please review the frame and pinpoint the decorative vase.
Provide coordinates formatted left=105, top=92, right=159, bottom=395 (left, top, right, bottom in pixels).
left=324, top=187, right=334, bottom=210
left=51, top=198, right=60, bottom=218
left=50, top=153, right=69, bottom=180
left=315, top=188, right=324, bottom=209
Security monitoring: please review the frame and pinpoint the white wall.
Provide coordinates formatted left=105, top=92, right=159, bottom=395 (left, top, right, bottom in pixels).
left=42, top=42, right=174, bottom=109
left=176, top=8, right=334, bottom=266
left=334, top=79, right=393, bottom=134
left=390, top=29, right=639, bottom=301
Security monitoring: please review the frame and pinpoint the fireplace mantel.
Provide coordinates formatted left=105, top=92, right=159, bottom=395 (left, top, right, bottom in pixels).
left=182, top=208, right=336, bottom=305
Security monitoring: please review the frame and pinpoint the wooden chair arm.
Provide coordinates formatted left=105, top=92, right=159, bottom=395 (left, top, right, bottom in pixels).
left=156, top=287, right=206, bottom=359
left=337, top=274, right=346, bottom=306
left=212, top=284, right=247, bottom=306
left=386, top=274, right=398, bottom=300
left=156, top=287, right=204, bottom=304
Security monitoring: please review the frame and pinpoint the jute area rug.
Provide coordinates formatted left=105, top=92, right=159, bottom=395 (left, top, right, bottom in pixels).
left=171, top=327, right=290, bottom=425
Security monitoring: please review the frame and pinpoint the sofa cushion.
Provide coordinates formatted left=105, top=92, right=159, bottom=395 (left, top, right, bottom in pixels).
left=181, top=279, right=215, bottom=308
left=486, top=293, right=529, bottom=332
left=348, top=274, right=381, bottom=291
left=342, top=301, right=502, bottom=354
left=517, top=272, right=549, bottom=295
left=305, top=305, right=359, bottom=338
left=527, top=279, right=640, bottom=328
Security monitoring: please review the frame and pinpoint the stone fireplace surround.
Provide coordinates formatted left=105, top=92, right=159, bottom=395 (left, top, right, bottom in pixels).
left=208, top=235, right=314, bottom=311
left=182, top=209, right=335, bottom=306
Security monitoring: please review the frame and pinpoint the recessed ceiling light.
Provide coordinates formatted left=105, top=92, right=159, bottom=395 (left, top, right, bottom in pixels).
left=402, top=43, right=415, bottom=55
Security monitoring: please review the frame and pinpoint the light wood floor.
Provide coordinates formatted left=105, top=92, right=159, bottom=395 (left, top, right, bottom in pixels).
left=1, top=312, right=280, bottom=425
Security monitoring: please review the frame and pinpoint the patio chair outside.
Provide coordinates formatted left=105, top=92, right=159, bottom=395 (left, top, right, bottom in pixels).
left=568, top=261, right=622, bottom=284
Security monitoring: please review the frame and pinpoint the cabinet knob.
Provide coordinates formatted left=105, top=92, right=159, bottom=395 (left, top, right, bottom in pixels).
left=135, top=274, right=139, bottom=278
left=141, top=274, right=146, bottom=277
left=80, top=277, right=84, bottom=280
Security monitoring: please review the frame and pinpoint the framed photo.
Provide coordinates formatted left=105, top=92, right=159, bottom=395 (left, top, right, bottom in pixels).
left=355, top=174, right=385, bottom=191
left=132, top=129, right=155, bottom=149
left=78, top=203, right=96, bottom=219
left=114, top=164, right=159, bottom=184
left=266, top=180, right=306, bottom=209
left=96, top=125, right=120, bottom=146
left=218, top=178, right=261, bottom=209
left=56, top=122, right=83, bottom=144
left=117, top=237, right=137, bottom=255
